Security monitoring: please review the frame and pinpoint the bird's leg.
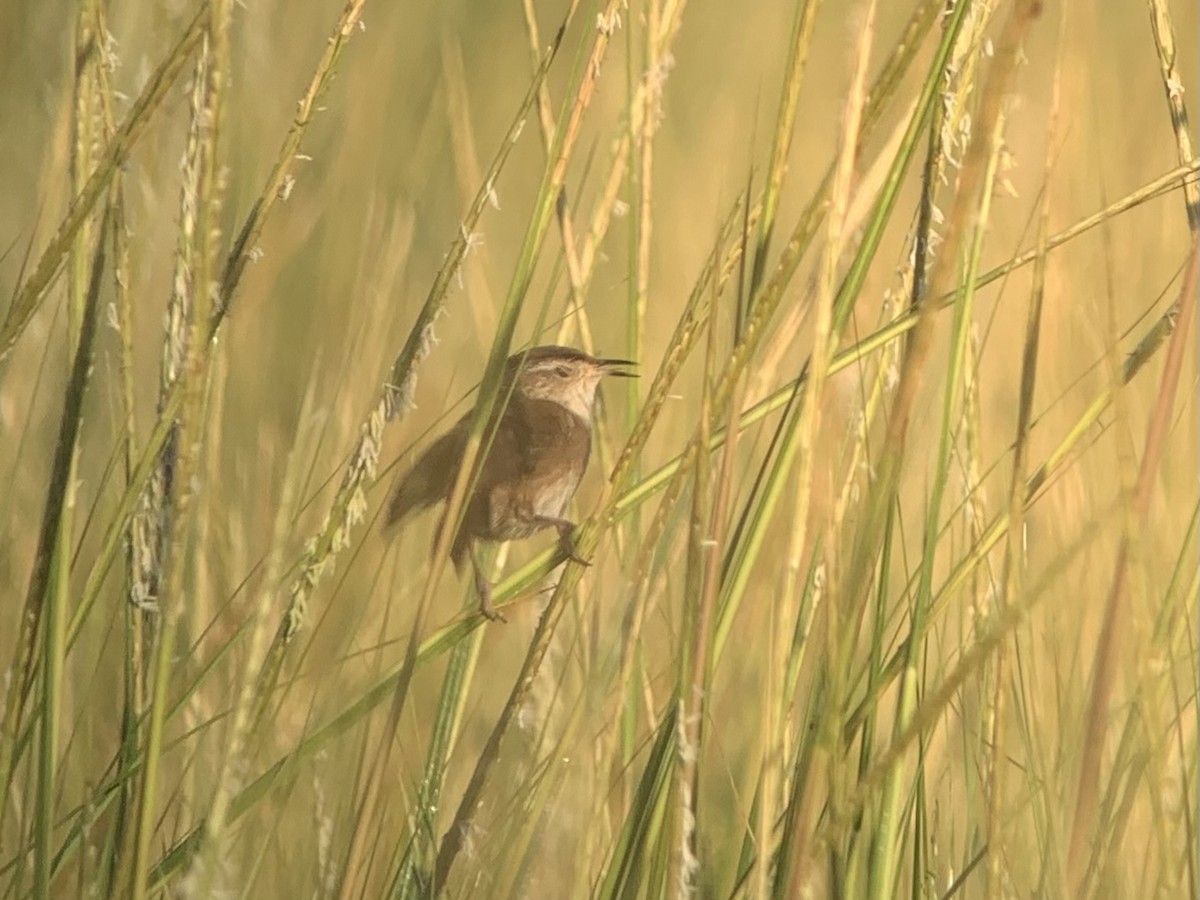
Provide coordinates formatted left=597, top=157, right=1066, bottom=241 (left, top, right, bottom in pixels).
left=533, top=516, right=591, bottom=567
left=468, top=542, right=507, bottom=623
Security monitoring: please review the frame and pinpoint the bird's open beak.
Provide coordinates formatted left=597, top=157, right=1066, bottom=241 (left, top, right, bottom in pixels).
left=597, top=358, right=638, bottom=378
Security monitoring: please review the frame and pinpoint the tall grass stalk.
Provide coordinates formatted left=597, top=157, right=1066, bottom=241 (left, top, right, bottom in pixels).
left=989, top=10, right=1063, bottom=894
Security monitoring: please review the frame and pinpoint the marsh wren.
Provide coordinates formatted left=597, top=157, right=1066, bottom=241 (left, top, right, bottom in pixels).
left=386, top=345, right=635, bottom=621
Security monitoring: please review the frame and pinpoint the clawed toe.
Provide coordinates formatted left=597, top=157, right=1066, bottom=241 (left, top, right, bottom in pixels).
left=563, top=546, right=592, bottom=567
left=533, top=517, right=592, bottom=567
left=478, top=597, right=508, bottom=623
left=557, top=532, right=591, bottom=567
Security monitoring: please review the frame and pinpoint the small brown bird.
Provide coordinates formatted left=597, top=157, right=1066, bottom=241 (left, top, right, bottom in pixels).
left=386, top=345, right=635, bottom=621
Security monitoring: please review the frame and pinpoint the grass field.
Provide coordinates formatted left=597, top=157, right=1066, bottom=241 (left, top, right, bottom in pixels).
left=0, top=0, right=1197, bottom=897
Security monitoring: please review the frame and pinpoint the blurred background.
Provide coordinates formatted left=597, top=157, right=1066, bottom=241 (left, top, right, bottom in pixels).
left=0, top=0, right=1197, bottom=896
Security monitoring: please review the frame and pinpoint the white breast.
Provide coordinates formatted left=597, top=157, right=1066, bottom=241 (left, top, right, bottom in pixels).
left=532, top=471, right=582, bottom=519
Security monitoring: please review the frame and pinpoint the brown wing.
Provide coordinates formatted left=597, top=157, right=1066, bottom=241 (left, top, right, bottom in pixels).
left=475, top=398, right=591, bottom=538
left=445, top=402, right=529, bottom=566
left=516, top=398, right=590, bottom=481
left=474, top=402, right=531, bottom=487
left=390, top=401, right=525, bottom=549
left=392, top=396, right=590, bottom=555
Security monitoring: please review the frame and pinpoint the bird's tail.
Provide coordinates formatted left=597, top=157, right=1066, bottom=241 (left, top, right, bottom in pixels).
left=385, top=426, right=465, bottom=530
left=385, top=463, right=441, bottom=529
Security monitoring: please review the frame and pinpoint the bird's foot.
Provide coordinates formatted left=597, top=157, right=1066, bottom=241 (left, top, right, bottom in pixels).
left=553, top=521, right=591, bottom=567
left=530, top=516, right=591, bottom=566
left=473, top=568, right=507, bottom=623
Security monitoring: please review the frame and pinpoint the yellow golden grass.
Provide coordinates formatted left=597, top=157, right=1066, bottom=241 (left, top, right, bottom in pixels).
left=0, top=0, right=1197, bottom=898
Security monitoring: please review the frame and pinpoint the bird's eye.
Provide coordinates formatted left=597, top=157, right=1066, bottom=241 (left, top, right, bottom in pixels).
left=554, top=365, right=572, bottom=378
